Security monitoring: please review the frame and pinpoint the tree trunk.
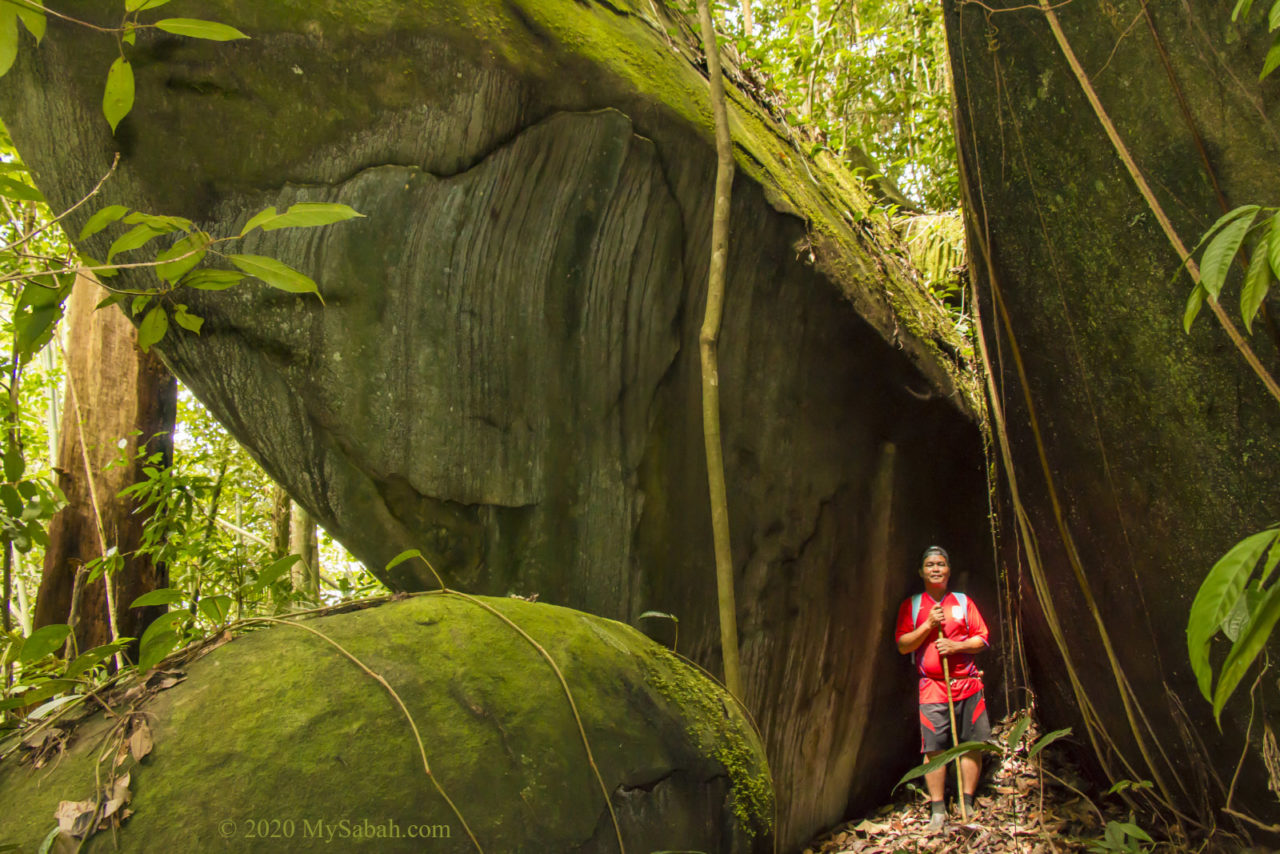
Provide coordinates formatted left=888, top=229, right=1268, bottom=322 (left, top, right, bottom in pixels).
left=289, top=502, right=318, bottom=597
left=33, top=274, right=177, bottom=655
left=270, top=485, right=291, bottom=558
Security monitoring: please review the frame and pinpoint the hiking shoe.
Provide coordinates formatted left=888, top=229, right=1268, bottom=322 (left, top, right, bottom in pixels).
left=926, top=811, right=947, bottom=832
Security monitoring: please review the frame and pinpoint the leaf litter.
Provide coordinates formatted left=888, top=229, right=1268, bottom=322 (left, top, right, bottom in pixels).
left=802, top=712, right=1181, bottom=854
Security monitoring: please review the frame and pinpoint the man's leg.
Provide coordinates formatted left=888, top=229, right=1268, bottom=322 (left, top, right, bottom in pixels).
left=924, top=752, right=947, bottom=802
left=960, top=751, right=981, bottom=796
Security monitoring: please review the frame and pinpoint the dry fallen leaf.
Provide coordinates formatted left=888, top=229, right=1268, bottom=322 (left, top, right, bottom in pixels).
left=129, top=720, right=153, bottom=761
left=54, top=799, right=98, bottom=838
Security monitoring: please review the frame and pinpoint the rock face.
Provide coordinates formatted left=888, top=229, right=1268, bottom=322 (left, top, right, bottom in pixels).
left=945, top=0, right=1280, bottom=835
left=0, top=596, right=773, bottom=852
left=1, top=1, right=990, bottom=846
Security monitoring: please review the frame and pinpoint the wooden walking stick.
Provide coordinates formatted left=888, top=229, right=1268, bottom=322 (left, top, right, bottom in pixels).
left=942, top=656, right=969, bottom=820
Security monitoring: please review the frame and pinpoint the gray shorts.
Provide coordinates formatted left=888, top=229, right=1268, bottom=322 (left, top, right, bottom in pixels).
left=920, top=691, right=991, bottom=752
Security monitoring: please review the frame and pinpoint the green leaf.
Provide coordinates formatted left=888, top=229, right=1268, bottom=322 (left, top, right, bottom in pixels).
left=78, top=255, right=118, bottom=278
left=107, top=223, right=165, bottom=262
left=126, top=0, right=173, bottom=10
left=197, top=594, right=232, bottom=625
left=238, top=206, right=278, bottom=237
left=64, top=640, right=130, bottom=677
left=1, top=482, right=22, bottom=517
left=1269, top=212, right=1280, bottom=283
left=1221, top=589, right=1262, bottom=642
left=179, top=268, right=245, bottom=291
left=123, top=211, right=192, bottom=232
left=13, top=276, right=72, bottom=359
left=173, top=305, right=203, bottom=334
left=18, top=624, right=71, bottom=663
left=1271, top=0, right=1280, bottom=29
left=252, top=554, right=301, bottom=592
left=0, top=175, right=43, bottom=202
left=1006, top=713, right=1032, bottom=751
left=129, top=587, right=185, bottom=608
left=1026, top=727, right=1071, bottom=760
left=153, top=18, right=248, bottom=41
left=1184, top=283, right=1207, bottom=333
left=35, top=828, right=61, bottom=854
left=137, top=305, right=169, bottom=353
left=155, top=232, right=211, bottom=283
left=1233, top=0, right=1256, bottom=21
left=15, top=0, right=45, bottom=44
left=893, top=741, right=999, bottom=791
left=385, top=549, right=423, bottom=572
left=0, top=679, right=76, bottom=711
left=131, top=294, right=151, bottom=316
left=137, top=610, right=191, bottom=672
left=1110, top=822, right=1153, bottom=843
left=3, top=444, right=24, bottom=482
left=78, top=204, right=129, bottom=241
left=1213, top=580, right=1280, bottom=721
left=229, top=254, right=322, bottom=301
left=103, top=56, right=135, bottom=135
left=96, top=294, right=126, bottom=311
left=1262, top=40, right=1280, bottom=80
left=1200, top=212, right=1257, bottom=300
left=240, top=202, right=365, bottom=235
left=639, top=610, right=678, bottom=622
left=0, top=5, right=17, bottom=79
left=1187, top=527, right=1279, bottom=700
left=1241, top=233, right=1272, bottom=333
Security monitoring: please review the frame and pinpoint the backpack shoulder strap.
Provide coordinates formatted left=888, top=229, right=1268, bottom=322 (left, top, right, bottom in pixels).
left=910, top=593, right=924, bottom=625
left=953, top=592, right=969, bottom=630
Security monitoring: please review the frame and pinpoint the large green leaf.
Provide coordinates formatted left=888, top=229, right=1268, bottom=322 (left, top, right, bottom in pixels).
left=197, top=594, right=232, bottom=626
left=107, top=223, right=165, bottom=262
left=229, top=254, right=322, bottom=300
left=1187, top=527, right=1279, bottom=700
left=1262, top=40, right=1280, bottom=80
left=1213, top=580, right=1280, bottom=721
left=893, top=740, right=999, bottom=791
left=179, top=268, right=244, bottom=291
left=0, top=175, right=43, bottom=202
left=1184, top=282, right=1207, bottom=333
left=1026, top=727, right=1071, bottom=760
left=129, top=587, right=185, bottom=608
left=15, top=0, right=45, bottom=43
left=137, top=305, right=169, bottom=353
left=137, top=610, right=191, bottom=672
left=240, top=202, right=364, bottom=235
left=18, top=623, right=71, bottom=663
left=78, top=204, right=129, bottom=241
left=0, top=679, right=76, bottom=711
left=126, top=0, right=172, bottom=10
left=0, top=5, right=17, bottom=79
left=1268, top=212, right=1280, bottom=283
left=1241, top=232, right=1272, bottom=333
left=153, top=18, right=248, bottom=40
left=155, top=232, right=210, bottom=282
left=251, top=554, right=301, bottom=592
left=1200, top=212, right=1257, bottom=300
left=64, top=640, right=131, bottom=677
left=103, top=56, right=135, bottom=134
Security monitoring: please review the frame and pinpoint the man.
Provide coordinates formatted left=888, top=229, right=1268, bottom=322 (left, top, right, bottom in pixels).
left=895, top=545, right=991, bottom=830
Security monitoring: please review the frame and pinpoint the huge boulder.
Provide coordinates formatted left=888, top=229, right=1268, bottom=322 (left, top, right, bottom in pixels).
left=945, top=0, right=1280, bottom=836
left=0, top=595, right=772, bottom=852
left=2, top=1, right=990, bottom=845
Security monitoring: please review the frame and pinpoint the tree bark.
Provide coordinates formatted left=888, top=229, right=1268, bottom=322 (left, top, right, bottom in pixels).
left=270, top=484, right=291, bottom=558
left=33, top=274, right=176, bottom=655
left=289, top=502, right=318, bottom=597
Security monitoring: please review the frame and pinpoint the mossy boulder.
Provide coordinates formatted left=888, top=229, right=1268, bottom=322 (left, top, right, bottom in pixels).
left=0, top=595, right=772, bottom=853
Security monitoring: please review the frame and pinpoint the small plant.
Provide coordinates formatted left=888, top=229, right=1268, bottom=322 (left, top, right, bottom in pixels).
left=1087, top=818, right=1154, bottom=853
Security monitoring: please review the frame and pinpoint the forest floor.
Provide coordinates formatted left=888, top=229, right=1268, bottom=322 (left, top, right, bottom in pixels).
left=801, top=714, right=1179, bottom=854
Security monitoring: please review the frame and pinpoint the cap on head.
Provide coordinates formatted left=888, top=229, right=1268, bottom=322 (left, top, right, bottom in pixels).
left=921, top=545, right=949, bottom=564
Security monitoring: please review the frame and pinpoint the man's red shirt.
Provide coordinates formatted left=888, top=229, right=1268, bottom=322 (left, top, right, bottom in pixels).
left=895, top=590, right=989, bottom=704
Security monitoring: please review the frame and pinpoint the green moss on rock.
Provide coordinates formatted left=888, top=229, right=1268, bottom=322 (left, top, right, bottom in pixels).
left=0, top=595, right=772, bottom=853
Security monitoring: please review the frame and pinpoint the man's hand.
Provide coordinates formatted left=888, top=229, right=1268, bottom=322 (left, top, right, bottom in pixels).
left=926, top=603, right=945, bottom=629
left=935, top=637, right=961, bottom=656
